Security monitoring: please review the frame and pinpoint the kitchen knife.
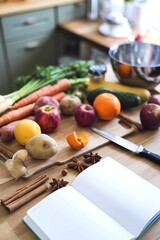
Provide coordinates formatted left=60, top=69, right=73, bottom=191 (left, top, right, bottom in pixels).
left=90, top=127, right=160, bottom=165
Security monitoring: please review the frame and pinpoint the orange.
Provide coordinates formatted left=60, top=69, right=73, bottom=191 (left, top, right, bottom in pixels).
left=14, top=119, right=41, bottom=146
left=117, top=64, right=132, bottom=78
left=93, top=93, right=121, bottom=120
left=66, top=131, right=88, bottom=150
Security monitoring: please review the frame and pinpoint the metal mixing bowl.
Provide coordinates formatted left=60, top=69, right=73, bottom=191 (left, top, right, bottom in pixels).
left=108, top=42, right=160, bottom=88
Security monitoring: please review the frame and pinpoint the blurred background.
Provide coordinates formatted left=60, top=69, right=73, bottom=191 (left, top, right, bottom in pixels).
left=0, top=0, right=160, bottom=93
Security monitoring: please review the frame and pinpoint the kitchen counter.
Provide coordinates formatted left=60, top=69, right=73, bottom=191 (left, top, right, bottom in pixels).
left=58, top=19, right=160, bottom=52
left=58, top=19, right=129, bottom=52
left=0, top=0, right=86, bottom=16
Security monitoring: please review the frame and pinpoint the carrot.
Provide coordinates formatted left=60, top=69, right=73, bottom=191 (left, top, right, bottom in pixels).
left=11, top=78, right=71, bottom=109
left=0, top=103, right=35, bottom=127
left=52, top=92, right=66, bottom=101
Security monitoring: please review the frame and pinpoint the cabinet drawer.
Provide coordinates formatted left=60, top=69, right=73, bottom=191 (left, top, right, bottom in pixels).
left=6, top=33, right=55, bottom=83
left=2, top=8, right=55, bottom=41
left=58, top=3, right=86, bottom=23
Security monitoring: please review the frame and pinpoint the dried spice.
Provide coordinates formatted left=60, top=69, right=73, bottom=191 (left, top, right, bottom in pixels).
left=62, top=169, right=68, bottom=176
left=67, top=157, right=89, bottom=173
left=49, top=178, right=69, bottom=192
left=83, top=152, right=102, bottom=164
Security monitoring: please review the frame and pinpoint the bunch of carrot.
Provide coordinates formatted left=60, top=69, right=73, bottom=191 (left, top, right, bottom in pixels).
left=0, top=78, right=89, bottom=128
left=11, top=78, right=70, bottom=109
left=0, top=60, right=92, bottom=115
left=0, top=60, right=92, bottom=131
left=0, top=91, right=66, bottom=142
left=0, top=79, right=69, bottom=128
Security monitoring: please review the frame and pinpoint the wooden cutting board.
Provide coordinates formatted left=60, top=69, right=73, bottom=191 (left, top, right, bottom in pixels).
left=0, top=115, right=136, bottom=178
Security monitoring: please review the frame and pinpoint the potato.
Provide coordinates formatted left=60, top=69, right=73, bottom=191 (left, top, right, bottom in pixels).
left=25, top=134, right=58, bottom=160
left=59, top=95, right=81, bottom=115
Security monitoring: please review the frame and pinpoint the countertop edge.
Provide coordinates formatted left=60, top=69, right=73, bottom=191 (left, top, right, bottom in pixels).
left=0, top=0, right=86, bottom=17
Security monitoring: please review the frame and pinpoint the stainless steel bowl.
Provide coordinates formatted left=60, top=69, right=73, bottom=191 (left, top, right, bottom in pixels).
left=108, top=42, right=160, bottom=88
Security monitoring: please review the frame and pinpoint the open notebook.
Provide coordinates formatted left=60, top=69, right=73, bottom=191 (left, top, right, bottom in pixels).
left=23, top=157, right=160, bottom=240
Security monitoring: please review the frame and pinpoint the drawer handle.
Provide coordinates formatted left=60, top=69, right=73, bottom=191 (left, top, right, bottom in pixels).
left=24, top=17, right=37, bottom=25
left=26, top=41, right=39, bottom=50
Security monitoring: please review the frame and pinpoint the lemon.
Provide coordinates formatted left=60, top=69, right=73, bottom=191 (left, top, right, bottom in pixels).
left=14, top=119, right=41, bottom=146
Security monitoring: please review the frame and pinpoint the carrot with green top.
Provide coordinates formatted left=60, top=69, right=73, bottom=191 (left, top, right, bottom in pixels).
left=11, top=79, right=71, bottom=109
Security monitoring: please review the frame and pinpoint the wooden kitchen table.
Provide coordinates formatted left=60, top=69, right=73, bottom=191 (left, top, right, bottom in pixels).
left=0, top=108, right=160, bottom=239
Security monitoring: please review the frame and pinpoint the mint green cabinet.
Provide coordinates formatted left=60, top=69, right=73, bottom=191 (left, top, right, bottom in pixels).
left=2, top=9, right=55, bottom=41
left=1, top=8, right=56, bottom=89
left=56, top=3, right=87, bottom=60
left=0, top=27, right=11, bottom=94
left=6, top=33, right=54, bottom=81
left=57, top=3, right=87, bottom=22
left=0, top=4, right=87, bottom=91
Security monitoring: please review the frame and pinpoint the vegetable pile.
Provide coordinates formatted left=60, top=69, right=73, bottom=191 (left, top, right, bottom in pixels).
left=0, top=60, right=92, bottom=115
left=1, top=59, right=160, bottom=180
left=0, top=59, right=159, bottom=144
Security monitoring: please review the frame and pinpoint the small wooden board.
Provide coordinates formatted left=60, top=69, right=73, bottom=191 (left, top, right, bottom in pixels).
left=0, top=116, right=136, bottom=178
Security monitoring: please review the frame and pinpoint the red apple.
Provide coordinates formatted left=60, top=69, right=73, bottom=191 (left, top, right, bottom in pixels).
left=140, top=103, right=160, bottom=130
left=35, top=105, right=61, bottom=133
left=74, top=104, right=97, bottom=127
left=148, top=94, right=160, bottom=106
left=34, top=96, right=59, bottom=113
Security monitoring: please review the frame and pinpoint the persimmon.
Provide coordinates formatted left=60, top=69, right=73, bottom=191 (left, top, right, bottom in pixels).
left=93, top=93, right=121, bottom=120
left=66, top=131, right=88, bottom=150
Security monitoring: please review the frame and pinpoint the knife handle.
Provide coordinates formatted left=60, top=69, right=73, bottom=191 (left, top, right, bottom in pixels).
left=140, top=148, right=160, bottom=165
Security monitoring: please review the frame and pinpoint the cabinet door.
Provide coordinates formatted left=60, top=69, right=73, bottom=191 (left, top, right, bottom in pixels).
left=56, top=3, right=86, bottom=60
left=57, top=3, right=87, bottom=23
left=2, top=8, right=55, bottom=41
left=6, top=33, right=55, bottom=87
left=0, top=30, right=10, bottom=94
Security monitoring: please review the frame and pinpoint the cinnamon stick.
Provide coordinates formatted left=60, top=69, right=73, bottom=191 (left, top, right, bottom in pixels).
left=1, top=174, right=49, bottom=205
left=16, top=174, right=48, bottom=193
left=5, top=184, right=48, bottom=213
left=119, top=112, right=144, bottom=131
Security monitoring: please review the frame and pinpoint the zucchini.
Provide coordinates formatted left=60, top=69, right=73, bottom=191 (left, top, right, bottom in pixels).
left=87, top=88, right=141, bottom=109
left=87, top=81, right=151, bottom=102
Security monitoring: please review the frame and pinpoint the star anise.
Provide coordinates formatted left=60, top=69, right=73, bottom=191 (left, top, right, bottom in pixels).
left=83, top=152, right=102, bottom=164
left=49, top=178, right=69, bottom=192
left=67, top=157, right=89, bottom=173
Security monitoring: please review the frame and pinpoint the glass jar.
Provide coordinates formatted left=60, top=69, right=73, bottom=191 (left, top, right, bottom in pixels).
left=88, top=64, right=107, bottom=83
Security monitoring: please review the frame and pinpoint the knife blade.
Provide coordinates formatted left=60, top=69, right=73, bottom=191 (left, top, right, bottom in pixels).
left=90, top=127, right=160, bottom=165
